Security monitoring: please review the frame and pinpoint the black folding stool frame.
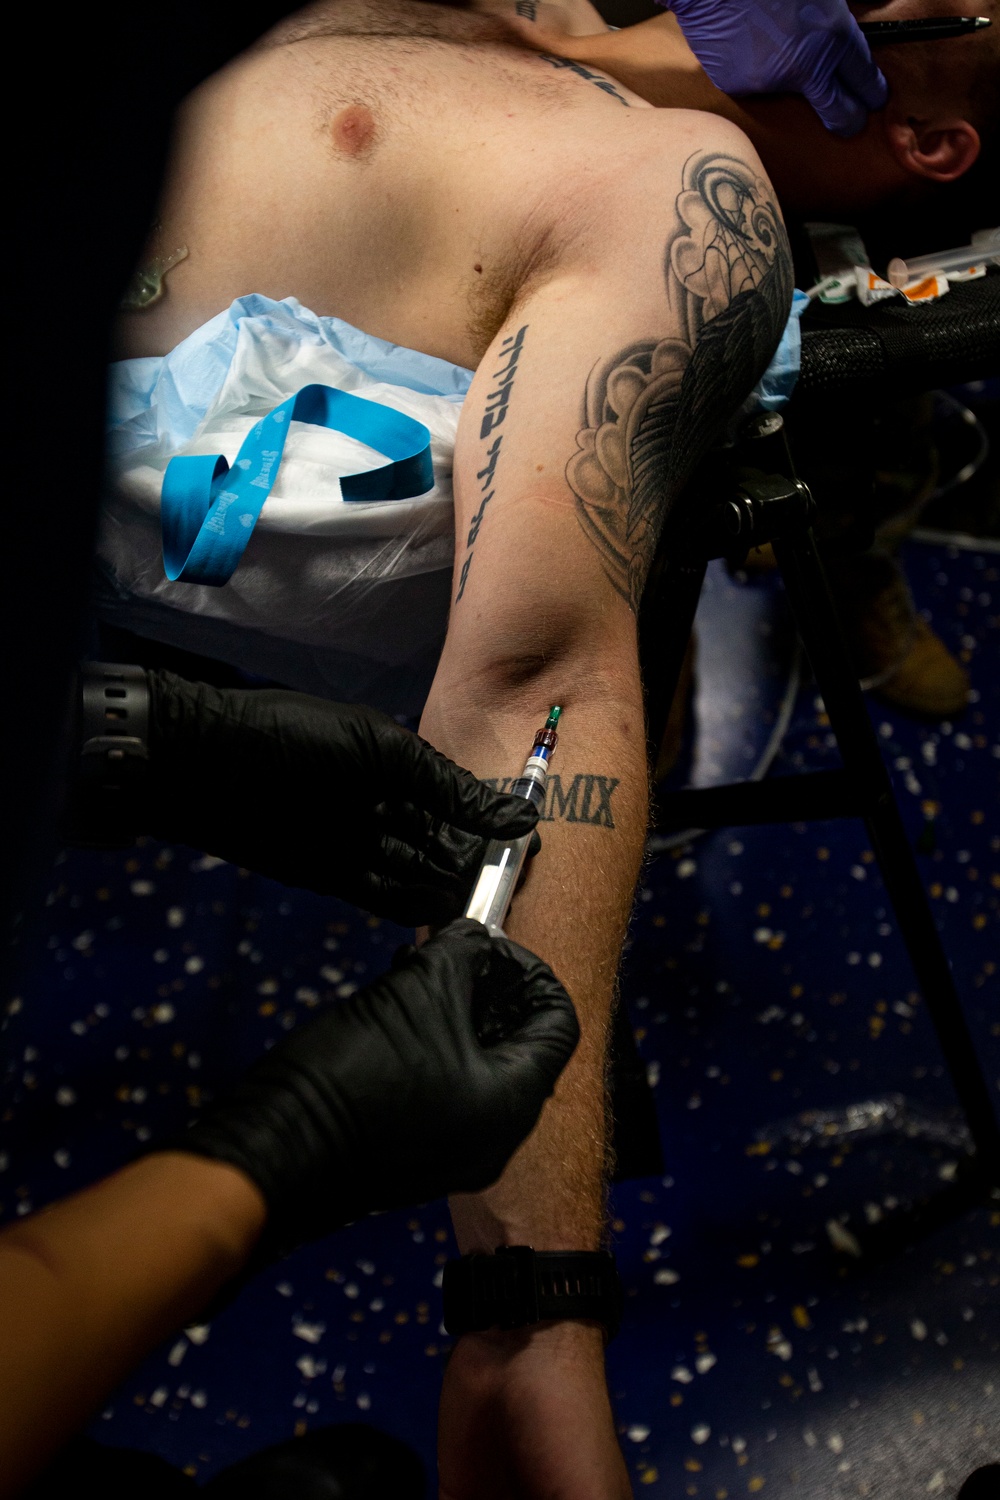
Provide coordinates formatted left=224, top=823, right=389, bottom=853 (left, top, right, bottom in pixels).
left=636, top=273, right=1000, bottom=1248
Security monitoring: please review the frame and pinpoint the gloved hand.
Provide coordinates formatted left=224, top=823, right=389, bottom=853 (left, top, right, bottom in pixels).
left=143, top=671, right=538, bottom=925
left=171, top=920, right=579, bottom=1250
left=662, top=0, right=887, bottom=137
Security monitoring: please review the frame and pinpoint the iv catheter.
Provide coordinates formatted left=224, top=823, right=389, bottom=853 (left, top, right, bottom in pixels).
left=464, top=707, right=561, bottom=937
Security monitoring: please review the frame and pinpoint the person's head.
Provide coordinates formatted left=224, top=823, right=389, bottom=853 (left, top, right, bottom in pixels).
left=852, top=0, right=999, bottom=187
left=732, top=0, right=999, bottom=222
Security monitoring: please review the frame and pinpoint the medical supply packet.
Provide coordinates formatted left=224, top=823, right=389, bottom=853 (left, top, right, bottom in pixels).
left=98, top=296, right=472, bottom=714
left=805, top=221, right=957, bottom=308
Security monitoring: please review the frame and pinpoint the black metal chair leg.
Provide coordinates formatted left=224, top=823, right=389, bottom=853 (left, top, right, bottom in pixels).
left=639, top=551, right=707, bottom=764
left=773, top=528, right=1000, bottom=1173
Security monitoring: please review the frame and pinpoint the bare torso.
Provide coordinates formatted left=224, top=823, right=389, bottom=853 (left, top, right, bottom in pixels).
left=116, top=0, right=663, bottom=370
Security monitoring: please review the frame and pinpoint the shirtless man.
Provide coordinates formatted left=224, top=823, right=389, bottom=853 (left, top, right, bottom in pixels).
left=115, top=3, right=790, bottom=1494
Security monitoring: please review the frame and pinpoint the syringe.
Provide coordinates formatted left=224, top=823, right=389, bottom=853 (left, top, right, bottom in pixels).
left=463, top=707, right=561, bottom=937
left=887, top=229, right=999, bottom=287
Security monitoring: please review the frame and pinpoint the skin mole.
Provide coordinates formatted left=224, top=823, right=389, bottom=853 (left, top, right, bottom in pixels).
left=331, top=104, right=376, bottom=156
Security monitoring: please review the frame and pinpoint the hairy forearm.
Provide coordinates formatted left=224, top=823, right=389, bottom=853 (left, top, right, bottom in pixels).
left=421, top=662, right=648, bottom=1253
left=0, top=1153, right=265, bottom=1495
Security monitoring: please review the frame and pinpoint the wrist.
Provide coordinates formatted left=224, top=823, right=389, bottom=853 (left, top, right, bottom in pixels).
left=447, top=1318, right=608, bottom=1388
left=455, top=1317, right=606, bottom=1355
left=139, top=1152, right=268, bottom=1274
left=449, top=1193, right=603, bottom=1255
left=443, top=1246, right=622, bottom=1345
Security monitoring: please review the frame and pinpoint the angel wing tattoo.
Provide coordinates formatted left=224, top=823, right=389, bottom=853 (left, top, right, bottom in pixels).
left=567, top=152, right=793, bottom=611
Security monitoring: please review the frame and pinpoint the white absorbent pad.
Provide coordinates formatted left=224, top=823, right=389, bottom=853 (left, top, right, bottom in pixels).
left=97, top=296, right=473, bottom=714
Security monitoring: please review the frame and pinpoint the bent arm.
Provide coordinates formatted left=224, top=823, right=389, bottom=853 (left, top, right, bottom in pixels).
left=0, top=1154, right=265, bottom=1496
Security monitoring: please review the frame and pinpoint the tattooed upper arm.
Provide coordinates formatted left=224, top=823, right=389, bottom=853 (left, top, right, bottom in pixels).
left=566, top=151, right=793, bottom=611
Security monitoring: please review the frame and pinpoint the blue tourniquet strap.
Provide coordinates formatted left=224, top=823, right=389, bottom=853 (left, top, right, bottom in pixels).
left=161, top=383, right=434, bottom=586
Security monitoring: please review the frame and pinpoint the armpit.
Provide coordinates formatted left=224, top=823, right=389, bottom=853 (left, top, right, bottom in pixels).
left=567, top=150, right=792, bottom=611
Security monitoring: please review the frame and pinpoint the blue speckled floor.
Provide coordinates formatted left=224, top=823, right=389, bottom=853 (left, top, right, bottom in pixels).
left=3, top=536, right=998, bottom=1498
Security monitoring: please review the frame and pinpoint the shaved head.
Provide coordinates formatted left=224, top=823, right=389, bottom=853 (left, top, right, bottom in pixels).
left=852, top=0, right=1000, bottom=140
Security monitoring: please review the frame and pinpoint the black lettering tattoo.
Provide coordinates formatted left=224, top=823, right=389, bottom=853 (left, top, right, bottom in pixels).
left=480, top=324, right=527, bottom=440
left=467, top=490, right=494, bottom=548
left=516, top=0, right=538, bottom=18
left=566, top=152, right=793, bottom=611
left=542, top=54, right=631, bottom=107
left=483, top=773, right=619, bottom=828
left=477, top=435, right=503, bottom=488
left=456, top=327, right=529, bottom=602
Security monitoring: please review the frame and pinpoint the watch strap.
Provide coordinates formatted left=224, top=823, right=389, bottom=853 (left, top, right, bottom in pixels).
left=442, top=1246, right=622, bottom=1342
left=63, top=663, right=151, bottom=848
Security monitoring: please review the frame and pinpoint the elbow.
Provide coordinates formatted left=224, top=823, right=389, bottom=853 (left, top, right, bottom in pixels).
left=432, top=611, right=642, bottom=738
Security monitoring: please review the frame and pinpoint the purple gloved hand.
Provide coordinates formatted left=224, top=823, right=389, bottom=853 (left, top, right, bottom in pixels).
left=662, top=0, right=888, bottom=137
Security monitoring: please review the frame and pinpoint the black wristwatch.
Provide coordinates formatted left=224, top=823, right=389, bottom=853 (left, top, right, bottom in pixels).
left=62, top=662, right=151, bottom=848
left=442, top=1247, right=623, bottom=1344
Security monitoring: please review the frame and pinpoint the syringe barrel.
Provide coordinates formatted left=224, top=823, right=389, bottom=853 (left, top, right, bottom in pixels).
left=888, top=233, right=1000, bottom=286
left=462, top=721, right=557, bottom=935
left=464, top=832, right=533, bottom=936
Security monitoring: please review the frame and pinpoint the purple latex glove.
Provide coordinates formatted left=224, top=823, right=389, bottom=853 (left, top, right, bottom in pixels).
left=662, top=0, right=888, bottom=137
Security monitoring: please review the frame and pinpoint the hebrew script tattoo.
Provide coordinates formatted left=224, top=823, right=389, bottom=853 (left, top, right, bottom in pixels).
left=456, top=325, right=529, bottom=603
left=542, top=54, right=631, bottom=106
left=484, top=773, right=619, bottom=828
left=516, top=0, right=538, bottom=17
left=566, top=153, right=793, bottom=611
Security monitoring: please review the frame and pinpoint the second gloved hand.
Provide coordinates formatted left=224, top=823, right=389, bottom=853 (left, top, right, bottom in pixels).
left=143, top=671, right=537, bottom=924
left=663, top=0, right=887, bottom=137
left=171, top=920, right=579, bottom=1250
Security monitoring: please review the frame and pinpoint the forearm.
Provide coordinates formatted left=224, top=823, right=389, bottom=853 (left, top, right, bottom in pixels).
left=470, top=0, right=610, bottom=37
left=422, top=672, right=646, bottom=1254
left=0, top=1153, right=265, bottom=1495
left=509, top=11, right=718, bottom=108
left=537, top=15, right=867, bottom=214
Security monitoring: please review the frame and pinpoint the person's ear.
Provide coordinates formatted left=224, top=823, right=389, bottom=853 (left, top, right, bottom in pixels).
left=886, top=115, right=981, bottom=182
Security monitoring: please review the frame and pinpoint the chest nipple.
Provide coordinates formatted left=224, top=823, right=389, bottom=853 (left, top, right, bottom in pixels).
left=331, top=104, right=377, bottom=157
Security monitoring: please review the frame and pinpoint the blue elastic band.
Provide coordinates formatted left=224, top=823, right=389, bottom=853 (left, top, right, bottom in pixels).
left=161, top=383, right=433, bottom=586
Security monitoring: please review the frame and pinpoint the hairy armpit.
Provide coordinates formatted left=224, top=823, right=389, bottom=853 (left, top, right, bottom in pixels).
left=567, top=151, right=793, bottom=611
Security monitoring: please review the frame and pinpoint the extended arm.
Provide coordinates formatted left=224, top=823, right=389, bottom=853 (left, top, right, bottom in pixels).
left=423, top=122, right=790, bottom=1499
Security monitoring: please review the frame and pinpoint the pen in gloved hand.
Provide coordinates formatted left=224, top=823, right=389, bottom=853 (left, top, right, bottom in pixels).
left=661, top=0, right=888, bottom=137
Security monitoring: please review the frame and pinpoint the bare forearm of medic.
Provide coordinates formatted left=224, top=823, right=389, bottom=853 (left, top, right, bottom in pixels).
left=421, top=141, right=793, bottom=1259
left=2, top=677, right=583, bottom=1492
left=0, top=923, right=577, bottom=1495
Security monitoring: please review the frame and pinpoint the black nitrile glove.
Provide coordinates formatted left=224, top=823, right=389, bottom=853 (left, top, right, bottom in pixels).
left=143, top=671, right=538, bottom=924
left=172, top=920, right=578, bottom=1250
